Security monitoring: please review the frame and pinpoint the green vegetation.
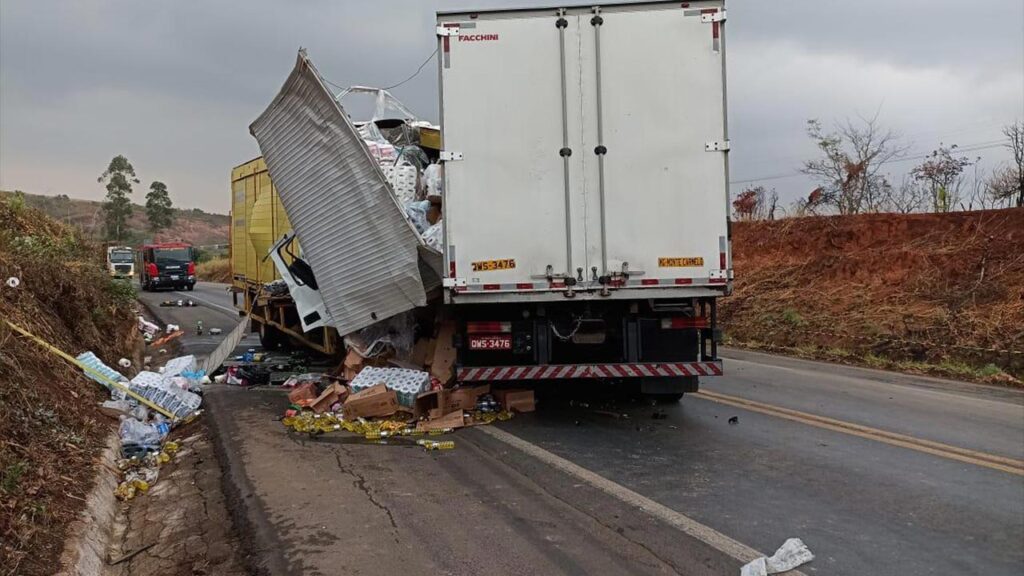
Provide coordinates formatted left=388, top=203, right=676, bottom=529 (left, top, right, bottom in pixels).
left=98, top=155, right=139, bottom=241
left=106, top=277, right=138, bottom=306
left=145, top=180, right=174, bottom=232
left=781, top=308, right=804, bottom=326
left=1, top=461, right=28, bottom=494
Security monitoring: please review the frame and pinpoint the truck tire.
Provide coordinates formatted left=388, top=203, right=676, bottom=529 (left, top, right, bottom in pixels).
left=640, top=376, right=698, bottom=404
left=186, top=284, right=194, bottom=291
left=651, top=393, right=685, bottom=404
left=258, top=321, right=285, bottom=350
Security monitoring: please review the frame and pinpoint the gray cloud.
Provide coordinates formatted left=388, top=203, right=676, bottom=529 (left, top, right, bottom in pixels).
left=1, top=0, right=1021, bottom=212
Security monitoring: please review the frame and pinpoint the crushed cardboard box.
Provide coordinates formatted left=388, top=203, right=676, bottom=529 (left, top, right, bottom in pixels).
left=416, top=408, right=465, bottom=432
left=430, top=321, right=457, bottom=385
left=415, top=389, right=451, bottom=420
left=288, top=381, right=319, bottom=406
left=342, top=349, right=365, bottom=381
left=311, top=383, right=348, bottom=414
left=415, top=384, right=490, bottom=420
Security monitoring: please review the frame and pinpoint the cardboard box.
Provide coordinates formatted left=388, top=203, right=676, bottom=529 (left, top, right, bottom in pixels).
left=445, top=384, right=490, bottom=412
left=342, top=349, right=365, bottom=381
left=431, top=321, right=457, bottom=384
left=410, top=337, right=436, bottom=368
left=310, top=383, right=348, bottom=414
left=343, top=383, right=399, bottom=419
left=494, top=389, right=535, bottom=413
left=415, top=408, right=465, bottom=432
left=287, top=381, right=319, bottom=405
left=415, top=389, right=453, bottom=420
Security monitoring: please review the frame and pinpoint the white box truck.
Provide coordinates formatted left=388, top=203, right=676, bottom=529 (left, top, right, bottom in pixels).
left=437, top=1, right=731, bottom=396
left=250, top=0, right=731, bottom=399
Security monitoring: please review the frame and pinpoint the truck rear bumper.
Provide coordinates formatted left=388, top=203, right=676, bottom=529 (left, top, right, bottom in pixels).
left=457, top=360, right=722, bottom=382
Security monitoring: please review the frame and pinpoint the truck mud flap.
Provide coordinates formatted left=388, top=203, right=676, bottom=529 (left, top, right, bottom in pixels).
left=250, top=50, right=430, bottom=336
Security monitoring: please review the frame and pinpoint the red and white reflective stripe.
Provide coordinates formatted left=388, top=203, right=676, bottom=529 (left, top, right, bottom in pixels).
left=456, top=361, right=723, bottom=381
left=461, top=282, right=551, bottom=292
left=454, top=278, right=728, bottom=292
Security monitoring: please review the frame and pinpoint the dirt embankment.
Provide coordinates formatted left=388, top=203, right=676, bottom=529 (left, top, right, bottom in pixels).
left=0, top=200, right=141, bottom=575
left=723, top=209, right=1024, bottom=382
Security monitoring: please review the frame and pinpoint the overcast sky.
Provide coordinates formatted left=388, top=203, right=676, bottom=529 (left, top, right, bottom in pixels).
left=1, top=0, right=1021, bottom=213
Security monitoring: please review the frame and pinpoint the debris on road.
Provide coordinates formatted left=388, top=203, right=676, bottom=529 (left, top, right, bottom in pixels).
left=159, top=299, right=197, bottom=307
left=740, top=538, right=814, bottom=576
left=729, top=416, right=739, bottom=425
left=150, top=330, right=183, bottom=348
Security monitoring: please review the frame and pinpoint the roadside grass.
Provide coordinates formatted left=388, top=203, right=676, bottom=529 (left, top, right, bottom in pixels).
left=726, top=340, right=1022, bottom=387
left=196, top=256, right=231, bottom=283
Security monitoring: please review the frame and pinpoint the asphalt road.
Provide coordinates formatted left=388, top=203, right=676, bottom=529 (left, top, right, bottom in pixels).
left=144, top=283, right=1024, bottom=576
left=136, top=281, right=246, bottom=358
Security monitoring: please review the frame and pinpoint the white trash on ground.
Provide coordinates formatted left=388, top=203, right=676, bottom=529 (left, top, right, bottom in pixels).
left=137, top=316, right=160, bottom=336
left=740, top=538, right=814, bottom=576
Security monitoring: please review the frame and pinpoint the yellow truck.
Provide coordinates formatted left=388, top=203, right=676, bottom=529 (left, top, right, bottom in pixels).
left=230, top=157, right=342, bottom=353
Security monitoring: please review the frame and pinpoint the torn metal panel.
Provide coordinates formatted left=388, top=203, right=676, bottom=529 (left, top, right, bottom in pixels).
left=250, top=50, right=427, bottom=335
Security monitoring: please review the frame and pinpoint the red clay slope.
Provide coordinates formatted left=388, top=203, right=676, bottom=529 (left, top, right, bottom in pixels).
left=722, top=209, right=1024, bottom=380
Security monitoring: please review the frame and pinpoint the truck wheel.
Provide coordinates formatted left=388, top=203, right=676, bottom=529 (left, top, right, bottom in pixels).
left=640, top=376, right=697, bottom=404
left=258, top=322, right=285, bottom=350
left=186, top=284, right=194, bottom=291
left=650, top=393, right=685, bottom=404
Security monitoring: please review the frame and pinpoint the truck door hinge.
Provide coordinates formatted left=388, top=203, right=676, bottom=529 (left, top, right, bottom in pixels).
left=701, top=10, right=726, bottom=23
left=436, top=25, right=460, bottom=37
left=705, top=140, right=730, bottom=152
left=440, top=150, right=464, bottom=162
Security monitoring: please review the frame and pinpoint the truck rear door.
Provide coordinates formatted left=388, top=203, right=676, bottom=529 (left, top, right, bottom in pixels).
left=439, top=1, right=730, bottom=297
left=582, top=3, right=729, bottom=287
left=438, top=12, right=587, bottom=290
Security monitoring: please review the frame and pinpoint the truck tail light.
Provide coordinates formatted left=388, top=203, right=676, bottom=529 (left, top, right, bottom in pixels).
left=187, top=262, right=196, bottom=275
left=466, top=321, right=512, bottom=334
left=661, top=317, right=708, bottom=329
left=147, top=263, right=158, bottom=278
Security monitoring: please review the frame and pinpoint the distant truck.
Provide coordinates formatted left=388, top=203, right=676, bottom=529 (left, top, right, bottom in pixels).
left=238, top=0, right=732, bottom=399
left=139, top=242, right=197, bottom=292
left=106, top=246, right=134, bottom=279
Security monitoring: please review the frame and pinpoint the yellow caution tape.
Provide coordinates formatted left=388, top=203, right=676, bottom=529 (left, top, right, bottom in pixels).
left=3, top=319, right=177, bottom=421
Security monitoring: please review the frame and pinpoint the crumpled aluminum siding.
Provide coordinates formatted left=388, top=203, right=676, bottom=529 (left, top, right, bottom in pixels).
left=249, top=51, right=427, bottom=336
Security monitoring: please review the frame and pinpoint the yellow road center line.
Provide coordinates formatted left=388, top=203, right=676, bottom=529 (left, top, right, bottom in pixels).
left=692, top=389, right=1024, bottom=476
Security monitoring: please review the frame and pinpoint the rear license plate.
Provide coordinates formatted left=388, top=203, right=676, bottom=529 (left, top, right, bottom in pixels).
left=170, top=275, right=180, bottom=280
left=469, top=335, right=512, bottom=350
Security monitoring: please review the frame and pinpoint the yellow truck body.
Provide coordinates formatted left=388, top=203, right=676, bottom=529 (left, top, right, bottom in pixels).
left=230, top=157, right=295, bottom=290
left=230, top=157, right=342, bottom=353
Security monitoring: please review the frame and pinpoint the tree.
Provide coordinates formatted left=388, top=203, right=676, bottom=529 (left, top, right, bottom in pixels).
left=98, top=155, right=138, bottom=241
left=732, top=185, right=779, bottom=221
left=801, top=115, right=909, bottom=215
left=885, top=176, right=928, bottom=214
left=145, top=180, right=174, bottom=233
left=910, top=143, right=974, bottom=213
left=987, top=121, right=1024, bottom=207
